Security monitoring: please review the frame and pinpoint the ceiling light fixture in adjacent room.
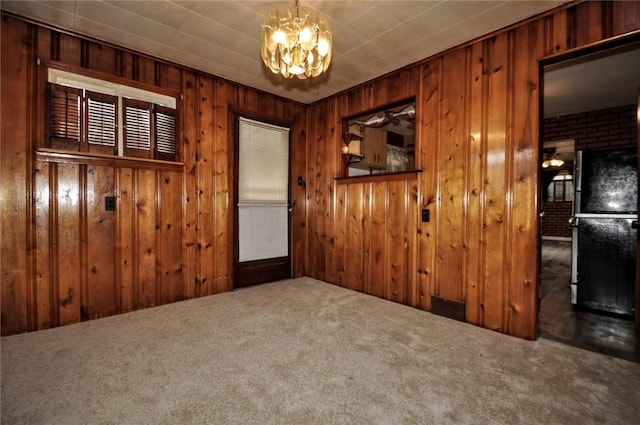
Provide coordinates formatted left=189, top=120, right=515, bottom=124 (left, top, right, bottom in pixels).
left=542, top=157, right=565, bottom=168
left=260, top=0, right=332, bottom=79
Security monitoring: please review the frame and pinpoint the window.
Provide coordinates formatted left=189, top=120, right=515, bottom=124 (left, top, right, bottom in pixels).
left=341, top=100, right=416, bottom=177
left=45, top=68, right=178, bottom=161
left=547, top=172, right=574, bottom=202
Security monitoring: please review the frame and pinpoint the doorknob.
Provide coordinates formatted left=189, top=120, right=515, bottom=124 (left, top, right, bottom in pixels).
left=632, top=220, right=638, bottom=229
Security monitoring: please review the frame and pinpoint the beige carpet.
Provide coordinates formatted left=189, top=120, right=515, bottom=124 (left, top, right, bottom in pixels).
left=2, top=278, right=639, bottom=425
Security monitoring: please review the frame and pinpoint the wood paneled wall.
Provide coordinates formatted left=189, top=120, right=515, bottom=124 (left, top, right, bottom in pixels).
left=305, top=1, right=640, bottom=339
left=1, top=14, right=307, bottom=335
left=2, top=2, right=639, bottom=339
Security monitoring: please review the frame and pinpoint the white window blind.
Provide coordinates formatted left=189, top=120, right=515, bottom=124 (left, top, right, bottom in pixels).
left=238, top=117, right=290, bottom=262
left=124, top=103, right=151, bottom=151
left=238, top=117, right=289, bottom=204
left=87, top=93, right=116, bottom=147
left=156, top=109, right=177, bottom=155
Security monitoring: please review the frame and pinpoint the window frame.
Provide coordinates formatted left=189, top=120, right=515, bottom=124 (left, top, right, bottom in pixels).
left=340, top=97, right=418, bottom=178
left=40, top=64, right=180, bottom=163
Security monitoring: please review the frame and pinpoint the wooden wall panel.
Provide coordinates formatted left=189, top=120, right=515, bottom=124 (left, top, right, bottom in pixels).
left=416, top=61, right=440, bottom=312
left=334, top=182, right=348, bottom=288
left=464, top=43, right=485, bottom=326
left=386, top=179, right=408, bottom=303
left=406, top=179, right=419, bottom=308
left=1, top=12, right=307, bottom=336
left=574, top=1, right=604, bottom=46
left=437, top=48, right=467, bottom=302
left=58, top=33, right=81, bottom=65
left=303, top=1, right=639, bottom=341
left=506, top=21, right=544, bottom=338
left=480, top=33, right=509, bottom=332
left=34, top=162, right=52, bottom=329
left=117, top=168, right=135, bottom=313
left=86, top=165, right=116, bottom=319
left=136, top=169, right=159, bottom=309
left=196, top=76, right=216, bottom=295
left=56, top=163, right=83, bottom=326
left=87, top=41, right=115, bottom=74
left=1, top=16, right=32, bottom=335
left=365, top=183, right=387, bottom=298
left=291, top=107, right=308, bottom=278
left=212, top=81, right=232, bottom=294
left=158, top=171, right=184, bottom=304
left=345, top=183, right=364, bottom=292
left=612, top=1, right=640, bottom=36
left=324, top=101, right=339, bottom=286
left=182, top=71, right=199, bottom=299
left=2, top=2, right=639, bottom=340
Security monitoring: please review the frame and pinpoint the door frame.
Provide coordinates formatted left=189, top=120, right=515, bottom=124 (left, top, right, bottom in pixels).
left=637, top=88, right=640, bottom=331
left=231, top=110, right=295, bottom=289
left=538, top=31, right=640, bottom=333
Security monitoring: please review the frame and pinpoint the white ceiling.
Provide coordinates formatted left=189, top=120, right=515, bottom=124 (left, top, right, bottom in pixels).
left=544, top=43, right=640, bottom=118
left=1, top=0, right=569, bottom=104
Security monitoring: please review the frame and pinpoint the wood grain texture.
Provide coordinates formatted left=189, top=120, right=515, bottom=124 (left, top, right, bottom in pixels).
left=506, top=21, right=543, bottom=338
left=2, top=2, right=639, bottom=338
left=212, top=80, right=232, bottom=294
left=182, top=71, right=199, bottom=299
left=56, top=163, right=83, bottom=326
left=291, top=107, right=308, bottom=278
left=196, top=76, right=216, bottom=296
left=157, top=171, right=183, bottom=304
left=135, top=168, right=158, bottom=309
left=1, top=16, right=32, bottom=334
left=482, top=33, right=509, bottom=332
left=117, top=167, right=135, bottom=313
left=34, top=162, right=52, bottom=329
left=303, top=1, right=639, bottom=340
left=86, top=165, right=116, bottom=319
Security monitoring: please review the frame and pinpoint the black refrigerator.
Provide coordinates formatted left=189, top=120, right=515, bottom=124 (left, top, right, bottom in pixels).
left=571, top=147, right=638, bottom=317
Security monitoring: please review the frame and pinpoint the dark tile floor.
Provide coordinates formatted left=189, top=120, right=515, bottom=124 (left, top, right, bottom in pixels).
left=539, top=239, right=640, bottom=363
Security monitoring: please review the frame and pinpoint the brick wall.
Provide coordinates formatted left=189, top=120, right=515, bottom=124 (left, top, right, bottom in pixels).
left=542, top=104, right=636, bottom=238
left=543, top=104, right=637, bottom=151
left=542, top=202, right=572, bottom=238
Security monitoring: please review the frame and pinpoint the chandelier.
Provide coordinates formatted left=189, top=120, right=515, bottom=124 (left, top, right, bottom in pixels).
left=260, top=0, right=332, bottom=79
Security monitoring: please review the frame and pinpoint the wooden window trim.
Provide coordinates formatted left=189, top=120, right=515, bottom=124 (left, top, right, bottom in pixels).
left=335, top=170, right=423, bottom=185
left=41, top=63, right=179, bottom=163
left=36, top=148, right=184, bottom=172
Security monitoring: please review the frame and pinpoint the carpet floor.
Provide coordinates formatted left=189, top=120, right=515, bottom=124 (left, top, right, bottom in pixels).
left=2, top=278, right=639, bottom=424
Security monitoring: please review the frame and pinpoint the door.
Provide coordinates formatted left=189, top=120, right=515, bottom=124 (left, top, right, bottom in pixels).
left=233, top=116, right=291, bottom=288
left=637, top=89, right=640, bottom=330
left=575, top=217, right=637, bottom=315
left=572, top=148, right=638, bottom=316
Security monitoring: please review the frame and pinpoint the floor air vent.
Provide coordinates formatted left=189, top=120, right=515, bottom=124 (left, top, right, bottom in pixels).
left=431, top=295, right=466, bottom=322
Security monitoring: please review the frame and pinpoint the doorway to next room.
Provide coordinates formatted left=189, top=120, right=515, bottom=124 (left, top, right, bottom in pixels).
left=539, top=38, right=640, bottom=363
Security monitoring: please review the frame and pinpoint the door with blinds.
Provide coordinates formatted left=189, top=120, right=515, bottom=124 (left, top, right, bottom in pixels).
left=234, top=117, right=291, bottom=288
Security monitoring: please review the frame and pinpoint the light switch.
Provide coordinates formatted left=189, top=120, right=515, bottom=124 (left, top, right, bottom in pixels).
left=105, top=196, right=116, bottom=211
left=421, top=209, right=430, bottom=222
